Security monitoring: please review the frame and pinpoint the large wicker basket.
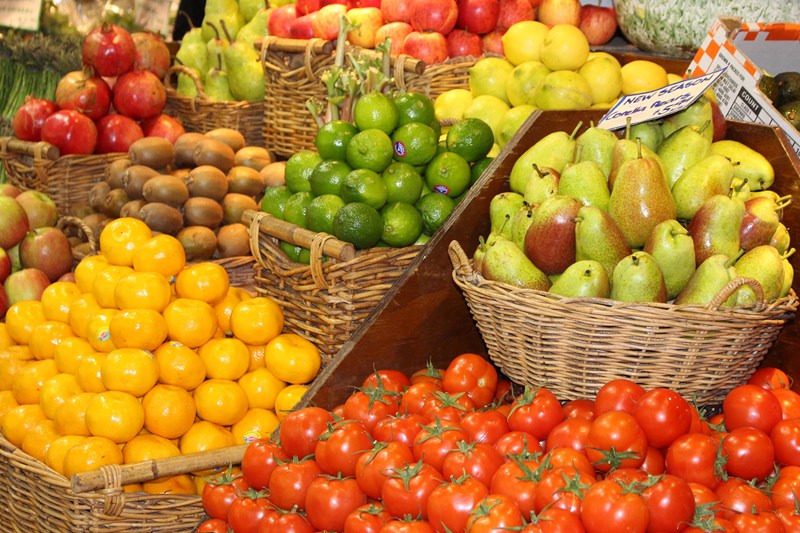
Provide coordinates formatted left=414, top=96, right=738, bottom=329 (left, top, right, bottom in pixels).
left=448, top=240, right=799, bottom=405
left=245, top=209, right=421, bottom=358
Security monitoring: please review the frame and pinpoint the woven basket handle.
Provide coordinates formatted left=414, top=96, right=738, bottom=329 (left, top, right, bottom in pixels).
left=56, top=215, right=98, bottom=256
left=448, top=240, right=472, bottom=272
left=0, top=136, right=60, bottom=160
left=707, top=276, right=766, bottom=311
left=164, top=64, right=208, bottom=99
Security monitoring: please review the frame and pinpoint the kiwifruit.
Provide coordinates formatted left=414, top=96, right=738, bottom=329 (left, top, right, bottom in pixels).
left=67, top=235, right=83, bottom=248
left=89, top=181, right=111, bottom=213
left=103, top=188, right=131, bottom=218
left=216, top=223, right=250, bottom=258
left=234, top=146, right=272, bottom=171
left=82, top=212, right=111, bottom=238
left=205, top=128, right=246, bottom=153
left=260, top=161, right=286, bottom=187
left=107, top=157, right=132, bottom=189
left=72, top=242, right=94, bottom=258
left=129, top=137, right=175, bottom=169
left=122, top=165, right=159, bottom=199
left=119, top=199, right=148, bottom=219
left=227, top=165, right=266, bottom=198
left=176, top=225, right=217, bottom=261
left=221, top=192, right=258, bottom=225
left=193, top=138, right=236, bottom=172
left=171, top=168, right=190, bottom=180
left=138, top=202, right=185, bottom=235
left=185, top=165, right=228, bottom=201
left=70, top=204, right=95, bottom=218
left=142, top=174, right=190, bottom=207
left=173, top=132, right=206, bottom=168
left=182, top=196, right=225, bottom=229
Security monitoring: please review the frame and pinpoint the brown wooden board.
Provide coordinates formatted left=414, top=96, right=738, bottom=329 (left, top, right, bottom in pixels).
left=303, top=110, right=800, bottom=410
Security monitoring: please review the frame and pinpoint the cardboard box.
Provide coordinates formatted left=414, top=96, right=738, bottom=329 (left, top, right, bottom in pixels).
left=687, top=17, right=800, bottom=156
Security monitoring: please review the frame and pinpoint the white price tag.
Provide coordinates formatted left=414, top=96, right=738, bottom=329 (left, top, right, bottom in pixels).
left=0, top=0, right=43, bottom=32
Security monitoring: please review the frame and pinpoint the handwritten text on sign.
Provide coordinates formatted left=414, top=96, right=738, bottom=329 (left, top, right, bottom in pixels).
left=0, top=0, right=43, bottom=32
left=597, top=68, right=727, bottom=131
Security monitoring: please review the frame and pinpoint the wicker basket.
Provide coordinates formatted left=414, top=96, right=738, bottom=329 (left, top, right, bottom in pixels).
left=163, top=65, right=265, bottom=148
left=0, top=137, right=127, bottom=217
left=245, top=209, right=421, bottom=359
left=448, top=240, right=799, bottom=405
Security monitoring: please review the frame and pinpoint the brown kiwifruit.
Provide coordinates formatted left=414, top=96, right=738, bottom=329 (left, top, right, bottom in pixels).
left=205, top=128, right=246, bottom=153
left=176, top=225, right=217, bottom=261
left=234, top=146, right=272, bottom=171
left=70, top=204, right=95, bottom=219
left=171, top=168, right=190, bottom=180
left=193, top=138, right=236, bottom=172
left=221, top=192, right=258, bottom=225
left=67, top=235, right=83, bottom=248
left=89, top=181, right=111, bottom=213
left=216, top=223, right=251, bottom=258
left=142, top=174, right=190, bottom=207
left=137, top=202, right=185, bottom=235
left=129, top=137, right=175, bottom=169
left=227, top=165, right=266, bottom=198
left=104, top=188, right=130, bottom=218
left=173, top=132, right=206, bottom=168
left=107, top=157, right=132, bottom=189
left=82, top=212, right=110, bottom=238
left=182, top=196, right=225, bottom=229
left=72, top=242, right=94, bottom=258
left=119, top=199, right=148, bottom=219
left=122, top=165, right=160, bottom=199
left=185, top=165, right=228, bottom=201
left=260, top=161, right=286, bottom=187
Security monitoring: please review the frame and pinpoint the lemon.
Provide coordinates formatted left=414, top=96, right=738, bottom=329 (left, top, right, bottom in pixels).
left=468, top=57, right=515, bottom=105
left=462, top=95, right=510, bottom=142
left=620, top=60, right=669, bottom=95
left=506, top=61, right=551, bottom=108
left=579, top=56, right=623, bottom=105
left=501, top=21, right=550, bottom=66
left=497, top=105, right=535, bottom=148
left=540, top=24, right=590, bottom=71
left=536, top=71, right=593, bottom=110
left=434, top=89, right=473, bottom=122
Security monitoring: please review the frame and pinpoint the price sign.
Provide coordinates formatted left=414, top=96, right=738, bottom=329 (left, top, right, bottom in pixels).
left=135, top=0, right=175, bottom=37
left=0, top=0, right=43, bottom=32
left=597, top=68, right=727, bottom=131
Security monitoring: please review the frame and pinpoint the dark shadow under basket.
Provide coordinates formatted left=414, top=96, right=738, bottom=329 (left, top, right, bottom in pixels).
left=448, top=240, right=799, bottom=405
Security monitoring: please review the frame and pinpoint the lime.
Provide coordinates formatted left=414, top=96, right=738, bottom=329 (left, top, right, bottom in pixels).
left=283, top=191, right=315, bottom=228
left=314, top=120, right=358, bottom=160
left=380, top=202, right=424, bottom=247
left=285, top=150, right=323, bottom=193
left=309, top=159, right=352, bottom=196
left=306, top=194, right=346, bottom=234
left=426, top=153, right=471, bottom=198
left=434, top=89, right=473, bottom=122
left=333, top=202, right=383, bottom=249
left=414, top=232, right=430, bottom=245
left=353, top=91, right=399, bottom=134
left=445, top=118, right=494, bottom=163
left=382, top=162, right=424, bottom=204
left=470, top=157, right=493, bottom=186
left=279, top=240, right=302, bottom=262
left=415, top=192, right=455, bottom=235
left=260, top=185, right=293, bottom=219
left=394, top=91, right=436, bottom=127
left=346, top=128, right=394, bottom=172
left=297, top=247, right=311, bottom=264
left=341, top=168, right=388, bottom=209
left=429, top=117, right=442, bottom=141
left=392, top=122, right=438, bottom=167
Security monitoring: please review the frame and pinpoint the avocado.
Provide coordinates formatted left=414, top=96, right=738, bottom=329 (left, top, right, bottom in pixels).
left=759, top=74, right=780, bottom=103
left=778, top=100, right=800, bottom=131
left=775, top=71, right=800, bottom=107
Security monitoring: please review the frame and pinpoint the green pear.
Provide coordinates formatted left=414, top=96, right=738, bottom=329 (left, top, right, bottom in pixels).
left=687, top=192, right=745, bottom=266
left=780, top=250, right=795, bottom=298
left=710, top=139, right=775, bottom=191
left=202, top=0, right=244, bottom=42
left=206, top=23, right=230, bottom=72
left=239, top=0, right=266, bottom=22
left=643, top=219, right=696, bottom=300
left=739, top=195, right=789, bottom=251
left=574, top=204, right=631, bottom=279
left=222, top=21, right=265, bottom=103
left=731, top=177, right=751, bottom=202
left=473, top=233, right=496, bottom=273
left=549, top=260, right=610, bottom=298
left=481, top=235, right=552, bottom=291
left=733, top=245, right=786, bottom=303
left=610, top=252, right=667, bottom=303
left=176, top=66, right=201, bottom=98
left=205, top=53, right=234, bottom=102
left=657, top=123, right=712, bottom=189
left=748, top=190, right=791, bottom=220
left=661, top=96, right=714, bottom=142
left=509, top=123, right=581, bottom=193
left=523, top=195, right=581, bottom=275
left=671, top=154, right=736, bottom=221
left=236, top=7, right=269, bottom=44
left=523, top=164, right=560, bottom=206
left=770, top=223, right=791, bottom=255
left=490, top=192, right=525, bottom=239
left=175, top=27, right=209, bottom=79
left=557, top=159, right=610, bottom=211
left=510, top=202, right=535, bottom=251
left=674, top=253, right=739, bottom=306
left=630, top=120, right=665, bottom=153
left=575, top=125, right=617, bottom=178
left=607, top=136, right=667, bottom=190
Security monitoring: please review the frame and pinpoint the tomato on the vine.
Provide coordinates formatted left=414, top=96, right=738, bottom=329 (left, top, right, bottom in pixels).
left=380, top=518, right=436, bottom=533
left=748, top=367, right=792, bottom=390
left=342, top=502, right=392, bottom=533
left=731, top=511, right=786, bottom=533
left=464, top=494, right=524, bottom=532
left=256, top=507, right=314, bottom=533
left=580, top=478, right=649, bottom=533
left=544, top=417, right=591, bottom=452
left=427, top=475, right=490, bottom=533
left=489, top=453, right=544, bottom=516
left=772, top=421, right=800, bottom=468
left=642, top=474, right=696, bottom=533
left=344, top=383, right=402, bottom=435
left=773, top=387, right=800, bottom=420
left=522, top=507, right=586, bottom=532
left=315, top=419, right=374, bottom=476
left=771, top=465, right=800, bottom=509
left=202, top=468, right=250, bottom=521
left=362, top=369, right=412, bottom=394
left=441, top=441, right=505, bottom=488
left=545, top=447, right=596, bottom=478
left=227, top=489, right=273, bottom=533
left=585, top=410, right=648, bottom=472
left=460, top=407, right=511, bottom=445
left=400, top=381, right=441, bottom=417
left=304, top=474, right=367, bottom=532
left=197, top=518, right=228, bottom=533
left=411, top=362, right=445, bottom=387
left=562, top=398, right=595, bottom=421
left=493, top=430, right=543, bottom=458
left=715, top=478, right=773, bottom=520
left=355, top=440, right=415, bottom=500
left=412, top=417, right=468, bottom=472
left=507, top=386, right=564, bottom=441
left=241, top=439, right=287, bottom=490
left=534, top=465, right=595, bottom=514
left=373, top=412, right=427, bottom=447
left=441, top=353, right=498, bottom=409
left=424, top=390, right=476, bottom=422
left=381, top=460, right=444, bottom=520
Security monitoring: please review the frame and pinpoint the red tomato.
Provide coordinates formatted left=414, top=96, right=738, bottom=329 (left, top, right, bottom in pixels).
left=544, top=417, right=591, bottom=452
left=442, top=353, right=498, bottom=409
left=771, top=465, right=800, bottom=509
left=304, top=474, right=368, bottom=531
left=563, top=399, right=595, bottom=421
left=748, top=367, right=792, bottom=390
left=256, top=508, right=314, bottom=533
left=412, top=418, right=468, bottom=472
left=639, top=446, right=666, bottom=476
left=593, top=379, right=646, bottom=417
left=401, top=382, right=441, bottom=416
left=356, top=440, right=416, bottom=500
left=666, top=433, right=722, bottom=489
left=772, top=420, right=800, bottom=467
left=343, top=502, right=392, bottom=533
left=722, top=426, right=775, bottom=480
left=689, top=406, right=712, bottom=435
left=373, top=413, right=427, bottom=447
left=227, top=490, right=273, bottom=533
left=775, top=505, right=800, bottom=532
left=682, top=517, right=736, bottom=533
left=267, top=456, right=322, bottom=511
left=731, top=511, right=787, bottom=533
left=716, top=478, right=773, bottom=520
left=773, top=388, right=800, bottom=420
left=202, top=470, right=251, bottom=521
left=642, top=474, right=696, bottom=533
left=441, top=441, right=505, bottom=488
left=605, top=468, right=649, bottom=484
left=545, top=447, right=596, bottom=478
left=362, top=369, right=413, bottom=394
left=345, top=386, right=402, bottom=435
left=723, top=384, right=783, bottom=434
left=427, top=476, right=490, bottom=533
left=522, top=507, right=586, bottom=532
left=241, top=439, right=287, bottom=490
left=411, top=363, right=445, bottom=386
left=494, top=378, right=513, bottom=404
left=534, top=465, right=595, bottom=514
left=315, top=419, right=374, bottom=476
left=585, top=410, right=647, bottom=472
left=465, top=494, right=525, bottom=532
left=507, top=386, right=564, bottom=441
left=494, top=431, right=543, bottom=458
left=688, top=482, right=723, bottom=514
left=633, top=388, right=692, bottom=449
left=490, top=455, right=543, bottom=516
left=278, top=406, right=335, bottom=458
left=581, top=479, right=649, bottom=533
left=381, top=460, right=444, bottom=520
left=424, top=390, right=476, bottom=422
left=197, top=518, right=228, bottom=533
left=460, top=408, right=511, bottom=445
left=380, top=518, right=436, bottom=532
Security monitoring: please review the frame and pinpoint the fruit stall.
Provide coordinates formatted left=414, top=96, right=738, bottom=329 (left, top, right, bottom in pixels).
left=1, top=0, right=800, bottom=532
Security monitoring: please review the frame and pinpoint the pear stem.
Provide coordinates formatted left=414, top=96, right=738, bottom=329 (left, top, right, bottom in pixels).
left=177, top=10, right=196, bottom=29
left=624, top=117, right=632, bottom=140
left=725, top=248, right=746, bottom=268
left=532, top=164, right=548, bottom=179
left=783, top=247, right=796, bottom=260
left=635, top=137, right=642, bottom=159
left=776, top=195, right=793, bottom=210
left=569, top=121, right=584, bottom=140
left=573, top=144, right=583, bottom=164
left=697, top=120, right=711, bottom=135
left=219, top=19, right=233, bottom=43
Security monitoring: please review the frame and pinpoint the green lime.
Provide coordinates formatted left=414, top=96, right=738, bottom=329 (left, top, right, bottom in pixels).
left=306, top=194, right=346, bottom=234
left=346, top=128, right=394, bottom=173
left=309, top=159, right=352, bottom=197
left=391, top=122, right=438, bottom=167
left=394, top=91, right=436, bottom=127
left=314, top=120, right=358, bottom=161
left=382, top=162, right=424, bottom=204
left=341, top=168, right=388, bottom=209
left=260, top=185, right=293, bottom=219
left=279, top=240, right=303, bottom=262
left=429, top=117, right=442, bottom=140
left=424, top=151, right=471, bottom=198
left=470, top=156, right=494, bottom=186
left=283, top=191, right=315, bottom=228
left=445, top=117, right=495, bottom=162
left=354, top=91, right=399, bottom=134
left=297, top=247, right=311, bottom=264
left=414, top=232, right=430, bottom=245
left=285, top=150, right=323, bottom=193
left=333, top=202, right=383, bottom=249
left=415, top=192, right=455, bottom=235
left=380, top=202, right=424, bottom=247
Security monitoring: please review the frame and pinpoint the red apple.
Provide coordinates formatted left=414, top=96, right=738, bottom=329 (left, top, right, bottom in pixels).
left=14, top=190, right=58, bottom=229
left=382, top=0, right=413, bottom=23
left=95, top=114, right=145, bottom=154
left=351, top=0, right=381, bottom=7
left=482, top=29, right=505, bottom=55
left=58, top=272, right=76, bottom=283
left=497, top=0, right=534, bottom=30
left=578, top=5, right=617, bottom=45
left=269, top=5, right=299, bottom=38
left=0, top=196, right=30, bottom=250
left=321, top=0, right=349, bottom=5
left=312, top=3, right=348, bottom=40
left=290, top=13, right=317, bottom=39
left=140, top=114, right=186, bottom=144
left=19, top=227, right=73, bottom=282
left=0, top=285, right=8, bottom=318
left=347, top=7, right=384, bottom=48
left=0, top=248, right=11, bottom=285
left=0, top=183, right=22, bottom=198
left=537, top=0, right=581, bottom=26
left=456, top=0, right=499, bottom=34
left=410, top=0, right=458, bottom=34
left=3, top=268, right=51, bottom=305
left=296, top=0, right=321, bottom=15
left=7, top=244, right=21, bottom=272
left=402, top=31, right=449, bottom=65
left=446, top=29, right=483, bottom=58
left=710, top=98, right=727, bottom=142
left=375, top=22, right=414, bottom=54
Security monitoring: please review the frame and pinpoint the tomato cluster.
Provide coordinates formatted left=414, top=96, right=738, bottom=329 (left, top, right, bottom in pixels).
left=197, top=356, right=800, bottom=533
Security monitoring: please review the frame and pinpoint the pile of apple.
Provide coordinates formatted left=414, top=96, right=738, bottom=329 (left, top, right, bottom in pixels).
left=11, top=23, right=185, bottom=156
left=267, top=0, right=617, bottom=65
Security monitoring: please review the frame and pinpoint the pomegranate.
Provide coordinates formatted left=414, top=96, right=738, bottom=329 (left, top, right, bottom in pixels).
left=95, top=114, right=144, bottom=153
left=112, top=70, right=166, bottom=120
left=132, top=32, right=171, bottom=79
left=140, top=114, right=186, bottom=143
left=12, top=97, right=58, bottom=141
left=55, top=70, right=112, bottom=120
left=40, top=110, right=98, bottom=155
left=82, top=23, right=136, bottom=77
